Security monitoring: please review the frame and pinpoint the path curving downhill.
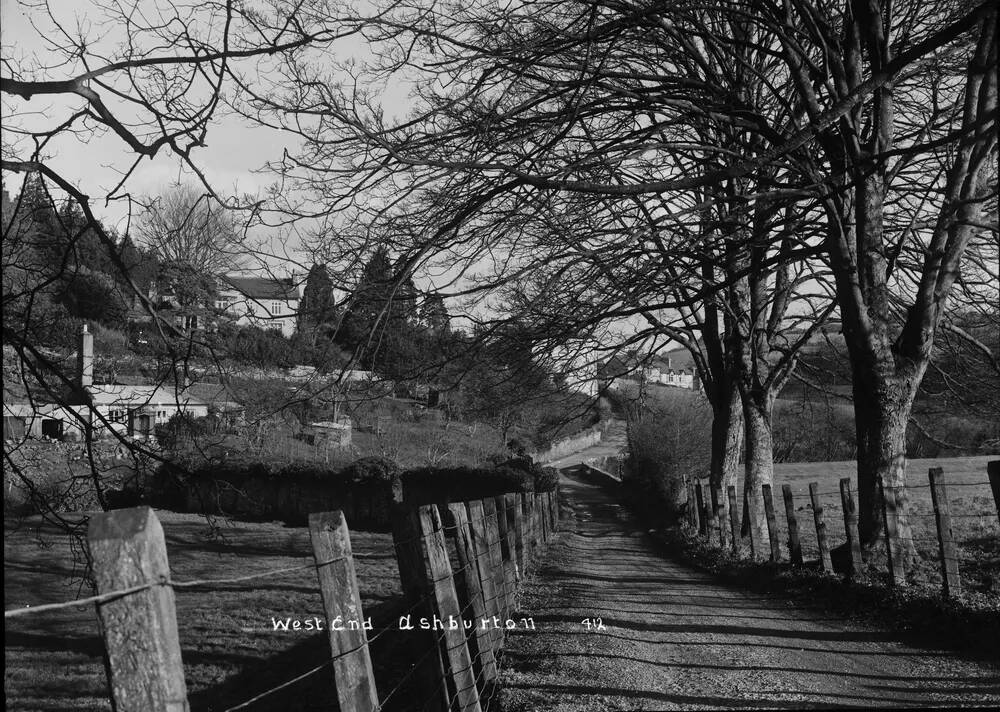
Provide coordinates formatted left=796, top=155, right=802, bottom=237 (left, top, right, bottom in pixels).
left=498, top=467, right=1000, bottom=710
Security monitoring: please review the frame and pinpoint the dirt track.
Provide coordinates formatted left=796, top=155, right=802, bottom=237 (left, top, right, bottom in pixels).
left=498, top=468, right=1000, bottom=710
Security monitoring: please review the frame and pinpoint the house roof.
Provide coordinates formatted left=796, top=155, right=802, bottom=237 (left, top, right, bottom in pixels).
left=183, top=381, right=243, bottom=408
left=87, top=384, right=209, bottom=408
left=220, top=275, right=298, bottom=301
left=597, top=347, right=697, bottom=381
left=596, top=355, right=639, bottom=380
left=652, top=347, right=695, bottom=371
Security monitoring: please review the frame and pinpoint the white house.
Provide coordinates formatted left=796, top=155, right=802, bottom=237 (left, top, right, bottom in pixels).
left=87, top=384, right=210, bottom=438
left=2, top=401, right=90, bottom=441
left=216, top=274, right=302, bottom=337
left=3, top=325, right=239, bottom=442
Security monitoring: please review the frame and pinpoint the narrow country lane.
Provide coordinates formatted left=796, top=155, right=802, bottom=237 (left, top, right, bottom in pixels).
left=499, top=467, right=1000, bottom=710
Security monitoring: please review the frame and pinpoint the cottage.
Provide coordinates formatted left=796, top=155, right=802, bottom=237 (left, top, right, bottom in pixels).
left=3, top=325, right=241, bottom=442
left=216, top=274, right=301, bottom=337
left=87, top=384, right=210, bottom=438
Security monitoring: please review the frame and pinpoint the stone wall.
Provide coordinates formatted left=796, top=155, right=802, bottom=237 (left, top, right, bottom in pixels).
left=531, top=423, right=605, bottom=465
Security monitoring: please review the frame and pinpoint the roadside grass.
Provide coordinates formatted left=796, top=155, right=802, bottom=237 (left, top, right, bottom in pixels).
left=652, top=524, right=1000, bottom=661
left=4, top=511, right=402, bottom=711
left=620, top=453, right=999, bottom=660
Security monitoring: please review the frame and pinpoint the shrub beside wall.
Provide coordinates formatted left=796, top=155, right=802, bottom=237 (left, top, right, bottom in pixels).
left=623, top=391, right=712, bottom=525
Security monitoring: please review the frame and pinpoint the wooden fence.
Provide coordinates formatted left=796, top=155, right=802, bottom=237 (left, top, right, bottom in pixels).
left=686, top=461, right=1000, bottom=598
left=5, top=485, right=561, bottom=712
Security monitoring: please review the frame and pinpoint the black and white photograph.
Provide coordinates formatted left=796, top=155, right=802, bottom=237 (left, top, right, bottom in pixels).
left=2, top=0, right=998, bottom=709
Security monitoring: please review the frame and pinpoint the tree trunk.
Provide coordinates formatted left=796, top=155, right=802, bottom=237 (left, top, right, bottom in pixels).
left=742, top=394, right=774, bottom=560
left=709, top=382, right=743, bottom=493
left=853, top=375, right=918, bottom=568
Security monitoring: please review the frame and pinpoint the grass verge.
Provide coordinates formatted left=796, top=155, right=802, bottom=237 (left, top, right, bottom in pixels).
left=651, top=523, right=1000, bottom=661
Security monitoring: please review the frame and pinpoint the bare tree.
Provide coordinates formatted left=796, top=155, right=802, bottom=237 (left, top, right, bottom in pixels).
left=136, top=183, right=243, bottom=276
left=249, top=0, right=996, bottom=566
left=1, top=0, right=344, bottom=541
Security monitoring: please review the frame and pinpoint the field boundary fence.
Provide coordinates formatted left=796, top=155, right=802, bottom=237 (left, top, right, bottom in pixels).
left=684, top=460, right=1000, bottom=598
left=3, top=486, right=562, bottom=712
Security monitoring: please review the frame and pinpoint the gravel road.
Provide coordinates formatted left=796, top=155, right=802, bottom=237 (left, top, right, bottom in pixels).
left=498, top=468, right=1000, bottom=710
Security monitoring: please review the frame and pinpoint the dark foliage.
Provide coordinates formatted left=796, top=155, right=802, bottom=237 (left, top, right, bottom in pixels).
left=342, top=456, right=401, bottom=485
left=400, top=464, right=534, bottom=504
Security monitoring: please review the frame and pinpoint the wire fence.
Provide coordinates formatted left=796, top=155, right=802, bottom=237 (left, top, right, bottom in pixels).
left=684, top=461, right=1000, bottom=596
left=4, top=488, right=560, bottom=712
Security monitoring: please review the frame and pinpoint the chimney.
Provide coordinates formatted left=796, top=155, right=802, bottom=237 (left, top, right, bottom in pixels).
left=78, top=324, right=93, bottom=389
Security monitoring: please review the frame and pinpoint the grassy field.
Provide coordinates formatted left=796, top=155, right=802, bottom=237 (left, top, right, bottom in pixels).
left=4, top=511, right=403, bottom=711
left=744, top=456, right=999, bottom=592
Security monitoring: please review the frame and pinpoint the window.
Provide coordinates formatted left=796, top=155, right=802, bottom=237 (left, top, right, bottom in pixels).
left=271, top=301, right=283, bottom=315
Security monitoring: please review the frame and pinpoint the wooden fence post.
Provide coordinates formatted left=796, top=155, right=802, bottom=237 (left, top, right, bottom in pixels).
left=417, top=505, right=483, bottom=712
left=988, top=461, right=1000, bottom=522
left=726, top=485, right=740, bottom=555
left=536, top=492, right=549, bottom=543
left=467, top=500, right=504, bottom=654
left=705, top=482, right=721, bottom=546
left=695, top=481, right=708, bottom=538
left=781, top=485, right=803, bottom=566
left=808, top=483, right=833, bottom=573
left=552, top=484, right=561, bottom=531
left=879, top=476, right=906, bottom=586
left=536, top=492, right=547, bottom=543
left=713, top=485, right=728, bottom=550
left=761, top=484, right=781, bottom=562
left=689, top=479, right=700, bottom=530
left=308, top=511, right=379, bottom=712
left=928, top=468, right=962, bottom=598
left=530, top=493, right=541, bottom=551
left=494, top=495, right=518, bottom=611
left=87, top=507, right=189, bottom=712
left=520, top=492, right=535, bottom=567
left=391, top=504, right=450, bottom=712
left=506, top=493, right=523, bottom=583
left=482, top=498, right=509, bottom=620
left=838, top=478, right=863, bottom=578
left=445, top=504, right=498, bottom=685
left=514, top=493, right=528, bottom=576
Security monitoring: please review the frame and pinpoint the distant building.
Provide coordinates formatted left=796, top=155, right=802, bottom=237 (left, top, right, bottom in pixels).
left=88, top=384, right=210, bottom=438
left=3, top=325, right=243, bottom=442
left=216, top=274, right=302, bottom=337
left=300, top=419, right=352, bottom=449
left=597, top=347, right=700, bottom=391
left=2, top=401, right=89, bottom=441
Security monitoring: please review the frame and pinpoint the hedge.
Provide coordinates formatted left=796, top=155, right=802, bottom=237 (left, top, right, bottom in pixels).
left=143, top=454, right=556, bottom=529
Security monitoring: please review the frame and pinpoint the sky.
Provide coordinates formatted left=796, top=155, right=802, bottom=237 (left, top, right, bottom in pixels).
left=0, top=1, right=284, bottom=241
left=0, top=0, right=404, bottom=277
left=0, top=0, right=664, bottom=345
